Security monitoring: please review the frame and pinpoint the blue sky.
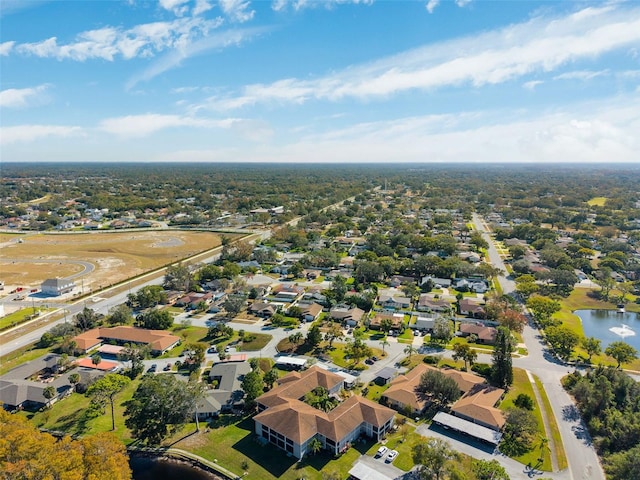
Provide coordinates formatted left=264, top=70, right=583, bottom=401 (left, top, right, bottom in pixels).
left=1, top=0, right=639, bottom=163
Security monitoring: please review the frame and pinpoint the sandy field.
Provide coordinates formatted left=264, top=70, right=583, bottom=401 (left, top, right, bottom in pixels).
left=0, top=231, right=225, bottom=293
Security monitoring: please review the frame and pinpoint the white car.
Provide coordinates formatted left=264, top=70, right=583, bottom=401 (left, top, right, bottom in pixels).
left=386, top=449, right=398, bottom=463
left=376, top=446, right=388, bottom=458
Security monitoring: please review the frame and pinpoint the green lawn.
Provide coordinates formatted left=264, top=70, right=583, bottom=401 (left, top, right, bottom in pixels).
left=24, top=378, right=140, bottom=443
left=169, top=415, right=376, bottom=480
left=160, top=326, right=210, bottom=358
left=499, top=368, right=552, bottom=471
left=534, top=375, right=567, bottom=470
left=0, top=345, right=52, bottom=376
left=0, top=308, right=54, bottom=330
left=239, top=332, right=272, bottom=351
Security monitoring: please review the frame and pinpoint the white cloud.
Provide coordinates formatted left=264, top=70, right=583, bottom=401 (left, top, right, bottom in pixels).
left=126, top=25, right=265, bottom=90
left=159, top=0, right=190, bottom=16
left=523, top=80, right=543, bottom=90
left=201, top=4, right=640, bottom=111
left=159, top=95, right=640, bottom=163
left=455, top=0, right=471, bottom=7
left=0, top=41, right=15, bottom=55
left=272, top=0, right=373, bottom=12
left=12, top=16, right=222, bottom=61
left=193, top=0, right=213, bottom=15
left=0, top=84, right=50, bottom=108
left=99, top=113, right=239, bottom=137
left=553, top=70, right=609, bottom=81
left=0, top=125, right=82, bottom=145
left=426, top=0, right=439, bottom=14
left=219, top=0, right=255, bottom=22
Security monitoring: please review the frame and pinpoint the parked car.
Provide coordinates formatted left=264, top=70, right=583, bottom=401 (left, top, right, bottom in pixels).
left=148, top=364, right=157, bottom=373
left=371, top=356, right=379, bottom=362
left=376, top=446, right=388, bottom=458
left=365, top=358, right=374, bottom=365
left=386, top=450, right=398, bottom=463
left=163, top=363, right=171, bottom=371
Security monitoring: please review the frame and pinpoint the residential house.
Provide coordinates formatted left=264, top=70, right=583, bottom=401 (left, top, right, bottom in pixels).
left=459, top=299, right=486, bottom=318
left=72, top=326, right=180, bottom=355
left=40, top=278, right=76, bottom=296
left=198, top=360, right=251, bottom=418
left=420, top=276, right=452, bottom=288
left=369, top=313, right=404, bottom=331
left=389, top=275, right=416, bottom=288
left=329, top=306, right=365, bottom=327
left=381, top=364, right=486, bottom=415
left=450, top=384, right=506, bottom=431
left=249, top=301, right=276, bottom=318
left=458, top=323, right=497, bottom=345
left=300, top=303, right=323, bottom=322
left=414, top=316, right=435, bottom=331
left=417, top=295, right=451, bottom=313
left=175, top=292, right=214, bottom=309
left=0, top=354, right=103, bottom=411
left=254, top=366, right=396, bottom=459
left=378, top=293, right=412, bottom=311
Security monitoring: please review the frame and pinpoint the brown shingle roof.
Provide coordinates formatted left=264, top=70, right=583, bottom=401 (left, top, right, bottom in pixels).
left=382, top=364, right=487, bottom=412
left=451, top=385, right=505, bottom=429
left=255, top=367, right=395, bottom=444
left=73, top=326, right=180, bottom=353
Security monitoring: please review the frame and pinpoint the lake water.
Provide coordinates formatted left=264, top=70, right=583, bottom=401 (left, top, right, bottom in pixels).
left=130, top=456, right=224, bottom=480
left=575, top=309, right=640, bottom=351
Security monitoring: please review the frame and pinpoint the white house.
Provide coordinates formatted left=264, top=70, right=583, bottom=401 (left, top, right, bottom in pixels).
left=41, top=278, right=76, bottom=296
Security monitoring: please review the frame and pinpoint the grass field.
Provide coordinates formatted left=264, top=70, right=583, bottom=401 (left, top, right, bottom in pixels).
left=0, top=230, right=229, bottom=291
left=0, top=307, right=54, bottom=330
left=500, top=368, right=552, bottom=471
left=587, top=197, right=608, bottom=206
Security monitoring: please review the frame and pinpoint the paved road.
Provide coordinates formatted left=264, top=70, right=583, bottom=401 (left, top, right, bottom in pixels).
left=472, top=213, right=605, bottom=480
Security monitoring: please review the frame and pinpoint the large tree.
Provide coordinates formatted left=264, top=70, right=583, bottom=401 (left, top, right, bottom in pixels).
left=581, top=337, right=602, bottom=363
left=118, top=343, right=150, bottom=379
left=135, top=309, right=173, bottom=330
left=431, top=316, right=452, bottom=344
left=605, top=341, right=638, bottom=368
left=86, top=373, right=131, bottom=431
left=452, top=343, right=478, bottom=371
left=526, top=296, right=561, bottom=327
left=418, top=369, right=461, bottom=408
left=501, top=407, right=538, bottom=456
left=472, top=459, right=510, bottom=480
left=412, top=438, right=458, bottom=480
left=0, top=409, right=132, bottom=480
left=107, top=304, right=133, bottom=326
left=163, top=263, right=193, bottom=291
left=124, top=374, right=196, bottom=444
left=306, top=324, right=323, bottom=348
left=491, top=326, right=514, bottom=389
left=545, top=325, right=580, bottom=361
left=241, top=370, right=264, bottom=411
left=74, top=307, right=102, bottom=331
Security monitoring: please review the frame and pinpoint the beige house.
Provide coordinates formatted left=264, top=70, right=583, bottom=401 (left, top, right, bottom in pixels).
left=254, top=366, right=395, bottom=459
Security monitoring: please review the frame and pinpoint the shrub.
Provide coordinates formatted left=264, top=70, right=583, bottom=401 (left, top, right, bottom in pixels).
left=471, top=363, right=492, bottom=377
left=423, top=355, right=440, bottom=365
left=514, top=393, right=535, bottom=411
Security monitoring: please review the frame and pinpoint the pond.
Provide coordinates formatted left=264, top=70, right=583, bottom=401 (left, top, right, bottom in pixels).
left=575, top=309, right=640, bottom=351
left=130, top=456, right=223, bottom=480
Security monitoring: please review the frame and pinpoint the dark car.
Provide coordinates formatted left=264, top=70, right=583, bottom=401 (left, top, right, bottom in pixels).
left=148, top=364, right=157, bottom=373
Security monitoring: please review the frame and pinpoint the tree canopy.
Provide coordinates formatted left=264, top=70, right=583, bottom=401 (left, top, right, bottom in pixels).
left=0, top=409, right=131, bottom=480
left=124, top=374, right=196, bottom=444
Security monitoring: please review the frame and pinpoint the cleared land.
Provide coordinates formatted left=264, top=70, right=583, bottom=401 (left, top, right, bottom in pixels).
left=0, top=231, right=229, bottom=291
left=587, top=197, right=608, bottom=206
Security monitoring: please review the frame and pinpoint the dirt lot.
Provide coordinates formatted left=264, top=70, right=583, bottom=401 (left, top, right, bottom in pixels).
left=0, top=231, right=226, bottom=292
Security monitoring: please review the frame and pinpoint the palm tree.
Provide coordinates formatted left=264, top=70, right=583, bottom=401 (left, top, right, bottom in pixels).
left=91, top=353, right=102, bottom=367
left=380, top=338, right=390, bottom=355
left=43, top=386, right=56, bottom=408
left=68, top=373, right=81, bottom=392
left=309, top=437, right=323, bottom=456
left=404, top=345, right=417, bottom=359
